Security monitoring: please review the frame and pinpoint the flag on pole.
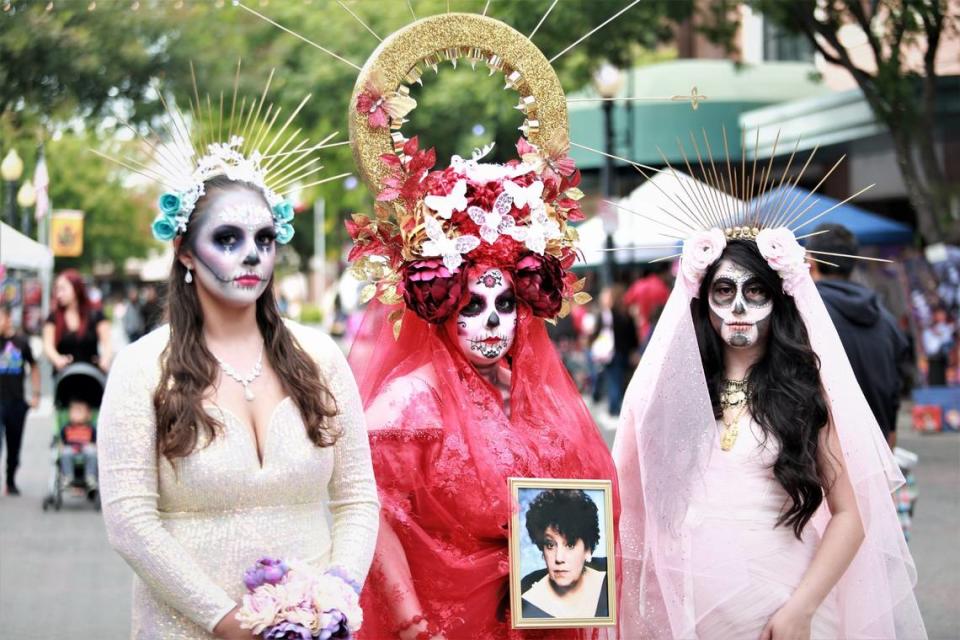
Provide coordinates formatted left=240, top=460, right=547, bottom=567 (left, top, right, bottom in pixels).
left=33, top=151, right=49, bottom=221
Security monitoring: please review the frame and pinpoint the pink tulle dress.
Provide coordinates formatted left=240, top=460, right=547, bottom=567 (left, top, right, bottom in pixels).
left=683, top=416, right=840, bottom=639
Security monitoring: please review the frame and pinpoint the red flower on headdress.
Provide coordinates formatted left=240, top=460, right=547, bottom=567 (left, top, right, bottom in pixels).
left=356, top=89, right=389, bottom=130
left=378, top=137, right=437, bottom=207
left=514, top=252, right=564, bottom=318
left=344, top=213, right=401, bottom=266
left=403, top=258, right=467, bottom=324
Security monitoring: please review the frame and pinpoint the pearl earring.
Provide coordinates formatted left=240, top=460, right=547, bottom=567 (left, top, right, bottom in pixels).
left=184, top=268, right=193, bottom=284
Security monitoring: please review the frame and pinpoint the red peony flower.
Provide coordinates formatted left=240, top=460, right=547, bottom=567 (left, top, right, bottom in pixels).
left=403, top=259, right=467, bottom=324
left=513, top=252, right=564, bottom=318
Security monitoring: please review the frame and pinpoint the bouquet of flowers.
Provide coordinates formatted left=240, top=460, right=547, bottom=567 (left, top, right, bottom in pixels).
left=236, top=558, right=363, bottom=640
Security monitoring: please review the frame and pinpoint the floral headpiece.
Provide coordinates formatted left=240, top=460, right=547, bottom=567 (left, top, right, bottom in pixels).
left=347, top=137, right=590, bottom=328
left=150, top=136, right=298, bottom=244
left=95, top=64, right=343, bottom=247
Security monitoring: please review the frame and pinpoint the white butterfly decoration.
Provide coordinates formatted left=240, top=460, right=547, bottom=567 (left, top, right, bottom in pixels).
left=467, top=191, right=527, bottom=245
left=502, top=179, right=545, bottom=210
left=421, top=214, right=480, bottom=272
left=519, top=203, right=563, bottom=255
left=424, top=179, right=468, bottom=220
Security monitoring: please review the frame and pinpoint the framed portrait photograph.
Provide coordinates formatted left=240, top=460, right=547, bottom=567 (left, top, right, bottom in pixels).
left=508, top=478, right=617, bottom=629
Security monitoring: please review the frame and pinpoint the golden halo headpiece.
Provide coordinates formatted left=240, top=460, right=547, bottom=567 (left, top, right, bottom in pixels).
left=233, top=0, right=708, bottom=332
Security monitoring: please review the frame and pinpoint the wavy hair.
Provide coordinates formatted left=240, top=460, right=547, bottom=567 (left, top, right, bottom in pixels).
left=694, top=239, right=830, bottom=538
left=153, top=175, right=339, bottom=460
left=52, top=268, right=92, bottom=342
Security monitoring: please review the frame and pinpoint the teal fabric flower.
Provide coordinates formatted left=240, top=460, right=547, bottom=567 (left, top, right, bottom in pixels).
left=273, top=200, right=295, bottom=223
left=276, top=222, right=295, bottom=245
left=152, top=215, right=178, bottom=241
left=158, top=192, right=183, bottom=217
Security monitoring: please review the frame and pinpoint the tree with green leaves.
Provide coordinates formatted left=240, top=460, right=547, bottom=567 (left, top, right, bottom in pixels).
left=5, top=0, right=697, bottom=272
left=743, top=0, right=959, bottom=242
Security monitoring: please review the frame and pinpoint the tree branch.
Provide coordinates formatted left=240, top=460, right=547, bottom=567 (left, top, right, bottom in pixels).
left=844, top=0, right=885, bottom=66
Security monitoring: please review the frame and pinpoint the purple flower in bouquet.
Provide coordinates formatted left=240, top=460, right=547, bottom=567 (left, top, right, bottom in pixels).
left=263, top=621, right=313, bottom=640
left=317, top=609, right=352, bottom=640
left=244, top=557, right=290, bottom=591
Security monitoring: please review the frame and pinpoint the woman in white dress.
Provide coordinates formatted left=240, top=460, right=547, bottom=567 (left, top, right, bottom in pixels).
left=98, top=84, right=379, bottom=639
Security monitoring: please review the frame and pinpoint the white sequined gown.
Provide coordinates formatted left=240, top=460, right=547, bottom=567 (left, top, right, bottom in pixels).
left=99, top=322, right=380, bottom=639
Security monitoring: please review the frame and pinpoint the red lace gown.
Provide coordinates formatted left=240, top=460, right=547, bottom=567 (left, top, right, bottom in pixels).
left=349, top=303, right=620, bottom=639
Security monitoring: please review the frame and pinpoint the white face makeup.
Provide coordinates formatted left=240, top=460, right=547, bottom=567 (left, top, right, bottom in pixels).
left=185, top=188, right=276, bottom=307
left=708, top=259, right=773, bottom=349
left=455, top=268, right=517, bottom=367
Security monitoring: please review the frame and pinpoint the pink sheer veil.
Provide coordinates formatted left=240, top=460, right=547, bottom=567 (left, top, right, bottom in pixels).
left=613, top=265, right=927, bottom=638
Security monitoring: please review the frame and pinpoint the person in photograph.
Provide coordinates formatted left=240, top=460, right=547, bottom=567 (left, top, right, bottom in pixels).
left=521, top=489, right=609, bottom=619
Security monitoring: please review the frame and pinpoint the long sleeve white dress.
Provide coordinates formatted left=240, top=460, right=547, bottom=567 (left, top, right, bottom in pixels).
left=99, top=321, right=379, bottom=639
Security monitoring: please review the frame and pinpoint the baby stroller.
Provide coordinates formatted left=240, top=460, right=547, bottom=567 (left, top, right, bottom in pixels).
left=42, top=362, right=106, bottom=512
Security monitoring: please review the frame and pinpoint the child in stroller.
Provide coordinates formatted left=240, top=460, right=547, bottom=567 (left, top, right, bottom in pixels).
left=43, top=362, right=105, bottom=511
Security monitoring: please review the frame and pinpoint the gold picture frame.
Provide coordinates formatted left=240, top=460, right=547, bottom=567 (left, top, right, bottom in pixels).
left=508, top=477, right=617, bottom=629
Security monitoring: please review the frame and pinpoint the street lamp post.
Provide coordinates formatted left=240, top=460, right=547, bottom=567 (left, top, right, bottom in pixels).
left=1, top=149, right=24, bottom=228
left=593, top=64, right=623, bottom=289
left=17, top=179, right=36, bottom=237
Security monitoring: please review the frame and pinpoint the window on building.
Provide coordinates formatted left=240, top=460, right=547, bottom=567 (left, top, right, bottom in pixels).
left=762, top=20, right=814, bottom=62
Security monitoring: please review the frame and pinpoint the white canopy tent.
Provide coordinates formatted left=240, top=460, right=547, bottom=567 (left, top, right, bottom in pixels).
left=0, top=221, right=54, bottom=271
left=577, top=170, right=744, bottom=267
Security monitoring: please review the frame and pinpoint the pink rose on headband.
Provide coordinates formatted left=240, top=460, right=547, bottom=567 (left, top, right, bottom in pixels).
left=680, top=228, right=726, bottom=297
left=757, top=227, right=809, bottom=294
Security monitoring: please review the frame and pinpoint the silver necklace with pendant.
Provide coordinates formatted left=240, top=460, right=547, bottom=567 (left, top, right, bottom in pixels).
left=214, top=346, right=264, bottom=402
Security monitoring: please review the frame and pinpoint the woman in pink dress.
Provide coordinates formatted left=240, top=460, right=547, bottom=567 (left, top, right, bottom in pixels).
left=615, top=227, right=926, bottom=639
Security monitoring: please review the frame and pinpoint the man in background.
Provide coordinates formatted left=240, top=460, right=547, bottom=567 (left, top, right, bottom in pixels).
left=0, top=305, right=41, bottom=495
left=808, top=223, right=910, bottom=448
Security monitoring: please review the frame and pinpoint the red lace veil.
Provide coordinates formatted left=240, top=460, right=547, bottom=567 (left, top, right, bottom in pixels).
left=349, top=300, right=620, bottom=639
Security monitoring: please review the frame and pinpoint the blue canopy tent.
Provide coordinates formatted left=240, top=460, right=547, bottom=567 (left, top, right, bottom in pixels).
left=752, top=186, right=914, bottom=245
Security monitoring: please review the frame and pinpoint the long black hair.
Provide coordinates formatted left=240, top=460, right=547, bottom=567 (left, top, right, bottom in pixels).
left=694, top=239, right=830, bottom=538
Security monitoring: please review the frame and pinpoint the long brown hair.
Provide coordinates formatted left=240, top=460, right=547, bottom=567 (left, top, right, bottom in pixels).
left=153, top=176, right=339, bottom=460
left=53, top=269, right=92, bottom=342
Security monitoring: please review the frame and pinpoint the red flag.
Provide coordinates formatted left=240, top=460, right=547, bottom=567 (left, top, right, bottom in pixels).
left=34, top=152, right=49, bottom=221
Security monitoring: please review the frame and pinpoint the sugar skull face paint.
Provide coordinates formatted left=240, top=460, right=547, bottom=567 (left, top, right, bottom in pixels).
left=186, top=188, right=276, bottom=307
left=455, top=268, right=517, bottom=366
left=708, top=259, right=773, bottom=349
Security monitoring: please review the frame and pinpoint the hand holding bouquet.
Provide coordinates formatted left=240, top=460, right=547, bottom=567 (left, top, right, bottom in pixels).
left=236, top=558, right=363, bottom=640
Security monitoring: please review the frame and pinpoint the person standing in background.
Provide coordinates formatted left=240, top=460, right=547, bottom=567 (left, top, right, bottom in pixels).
left=807, top=224, right=910, bottom=448
left=0, top=305, right=41, bottom=495
left=624, top=263, right=672, bottom=348
left=139, top=284, right=163, bottom=335
left=121, top=286, right=145, bottom=344
left=42, top=269, right=112, bottom=374
left=591, top=284, right=638, bottom=416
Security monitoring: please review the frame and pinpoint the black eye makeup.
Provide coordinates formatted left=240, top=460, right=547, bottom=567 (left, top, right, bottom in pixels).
left=255, top=228, right=277, bottom=249
left=495, top=293, right=516, bottom=313
left=743, top=280, right=771, bottom=305
left=212, top=226, right=241, bottom=250
left=711, top=278, right=737, bottom=303
left=461, top=294, right=486, bottom=317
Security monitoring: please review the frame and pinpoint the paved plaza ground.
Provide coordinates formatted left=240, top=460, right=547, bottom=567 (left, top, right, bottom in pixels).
left=1, top=398, right=957, bottom=639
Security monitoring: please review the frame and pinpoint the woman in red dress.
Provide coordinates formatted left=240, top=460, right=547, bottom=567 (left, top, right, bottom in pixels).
left=348, top=140, right=619, bottom=639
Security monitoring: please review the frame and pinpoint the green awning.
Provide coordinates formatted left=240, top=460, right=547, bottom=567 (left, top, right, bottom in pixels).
left=568, top=59, right=830, bottom=169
